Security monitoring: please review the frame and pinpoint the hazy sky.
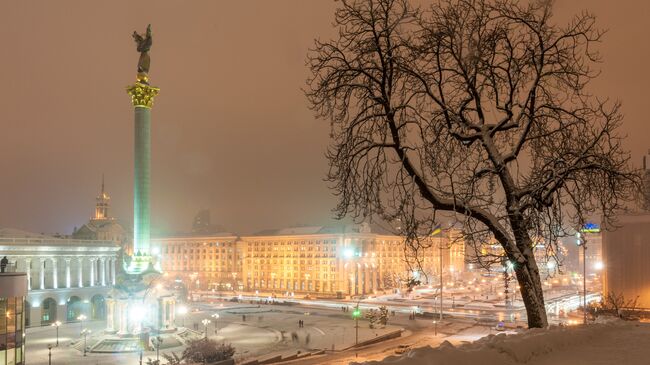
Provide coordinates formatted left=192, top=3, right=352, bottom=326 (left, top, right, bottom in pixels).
left=0, top=1, right=648, bottom=236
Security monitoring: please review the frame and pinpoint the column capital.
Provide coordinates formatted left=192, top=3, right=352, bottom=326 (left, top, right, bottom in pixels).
left=126, top=81, right=160, bottom=109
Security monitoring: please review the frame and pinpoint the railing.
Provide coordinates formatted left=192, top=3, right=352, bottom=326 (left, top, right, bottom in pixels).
left=0, top=262, right=17, bottom=273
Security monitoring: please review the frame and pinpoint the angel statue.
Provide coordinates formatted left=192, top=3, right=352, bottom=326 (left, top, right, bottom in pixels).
left=132, top=24, right=153, bottom=75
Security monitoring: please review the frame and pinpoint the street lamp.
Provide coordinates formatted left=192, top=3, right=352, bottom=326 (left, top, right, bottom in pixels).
left=152, top=336, right=163, bottom=362
left=47, top=344, right=52, bottom=365
left=576, top=231, right=588, bottom=324
left=51, top=320, right=61, bottom=346
left=80, top=328, right=91, bottom=356
left=77, top=314, right=87, bottom=335
left=352, top=305, right=361, bottom=346
left=211, top=313, right=220, bottom=336
left=201, top=319, right=211, bottom=339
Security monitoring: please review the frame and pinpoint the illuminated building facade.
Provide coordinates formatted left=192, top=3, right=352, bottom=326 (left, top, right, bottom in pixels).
left=239, top=224, right=466, bottom=296
left=0, top=228, right=119, bottom=327
left=151, top=234, right=242, bottom=291
left=154, top=225, right=470, bottom=296
left=0, top=268, right=27, bottom=365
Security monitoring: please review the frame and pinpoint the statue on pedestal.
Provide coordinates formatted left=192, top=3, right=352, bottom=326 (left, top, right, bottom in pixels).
left=132, top=24, right=153, bottom=80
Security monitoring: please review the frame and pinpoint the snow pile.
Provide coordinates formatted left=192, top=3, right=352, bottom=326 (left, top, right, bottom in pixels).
left=352, top=321, right=650, bottom=365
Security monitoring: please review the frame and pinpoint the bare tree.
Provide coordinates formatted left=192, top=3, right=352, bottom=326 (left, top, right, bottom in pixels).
left=306, top=0, right=639, bottom=328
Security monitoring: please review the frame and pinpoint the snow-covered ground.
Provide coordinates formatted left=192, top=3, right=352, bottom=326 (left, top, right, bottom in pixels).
left=351, top=320, right=650, bottom=365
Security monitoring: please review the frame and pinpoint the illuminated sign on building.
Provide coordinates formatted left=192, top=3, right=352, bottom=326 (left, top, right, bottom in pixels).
left=581, top=223, right=601, bottom=233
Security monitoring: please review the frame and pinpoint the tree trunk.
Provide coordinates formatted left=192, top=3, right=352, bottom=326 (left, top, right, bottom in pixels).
left=515, top=250, right=548, bottom=328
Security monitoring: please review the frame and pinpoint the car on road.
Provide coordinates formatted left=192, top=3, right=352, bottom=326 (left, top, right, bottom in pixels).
left=395, top=344, right=411, bottom=354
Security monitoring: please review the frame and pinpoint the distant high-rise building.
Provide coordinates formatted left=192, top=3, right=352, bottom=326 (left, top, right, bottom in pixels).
left=191, top=209, right=222, bottom=234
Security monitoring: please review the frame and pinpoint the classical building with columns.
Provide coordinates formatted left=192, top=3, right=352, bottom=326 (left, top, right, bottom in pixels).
left=0, top=228, right=120, bottom=327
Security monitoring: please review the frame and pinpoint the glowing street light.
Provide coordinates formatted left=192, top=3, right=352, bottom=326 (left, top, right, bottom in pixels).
left=211, top=313, right=220, bottom=335
left=201, top=319, right=211, bottom=339
left=77, top=314, right=87, bottom=335
left=51, top=320, right=62, bottom=346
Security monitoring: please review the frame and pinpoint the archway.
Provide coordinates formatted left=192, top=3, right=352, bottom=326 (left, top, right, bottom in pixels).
left=41, top=298, right=57, bottom=325
left=66, top=296, right=83, bottom=322
left=91, top=294, right=106, bottom=320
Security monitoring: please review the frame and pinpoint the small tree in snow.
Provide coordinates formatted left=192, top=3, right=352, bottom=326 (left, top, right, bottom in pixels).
left=306, top=0, right=640, bottom=328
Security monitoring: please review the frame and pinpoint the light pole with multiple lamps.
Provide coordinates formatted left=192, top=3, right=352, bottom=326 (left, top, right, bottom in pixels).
left=51, top=321, right=61, bottom=346
left=211, top=313, right=220, bottom=336
left=201, top=319, right=211, bottom=339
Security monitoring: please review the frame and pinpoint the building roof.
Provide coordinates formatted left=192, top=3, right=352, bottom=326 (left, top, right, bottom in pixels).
left=152, top=232, right=238, bottom=240
left=0, top=228, right=50, bottom=239
left=249, top=223, right=398, bottom=237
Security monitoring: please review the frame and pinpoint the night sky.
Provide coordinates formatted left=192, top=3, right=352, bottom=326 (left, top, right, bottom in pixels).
left=1, top=1, right=648, bottom=236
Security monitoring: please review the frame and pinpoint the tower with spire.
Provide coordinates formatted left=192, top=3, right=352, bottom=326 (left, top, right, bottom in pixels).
left=93, top=175, right=111, bottom=221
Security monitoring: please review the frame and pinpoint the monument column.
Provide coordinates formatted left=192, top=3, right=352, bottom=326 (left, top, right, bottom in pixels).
left=126, top=33, right=159, bottom=273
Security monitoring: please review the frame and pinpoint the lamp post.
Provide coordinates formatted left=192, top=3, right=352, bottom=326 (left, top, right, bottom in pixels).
left=152, top=336, right=163, bottom=362
left=51, top=320, right=61, bottom=346
left=201, top=319, right=211, bottom=339
left=77, top=314, right=87, bottom=336
left=211, top=313, right=220, bottom=336
left=352, top=304, right=361, bottom=346
left=47, top=344, right=52, bottom=365
left=576, top=232, right=588, bottom=324
left=80, top=329, right=90, bottom=356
